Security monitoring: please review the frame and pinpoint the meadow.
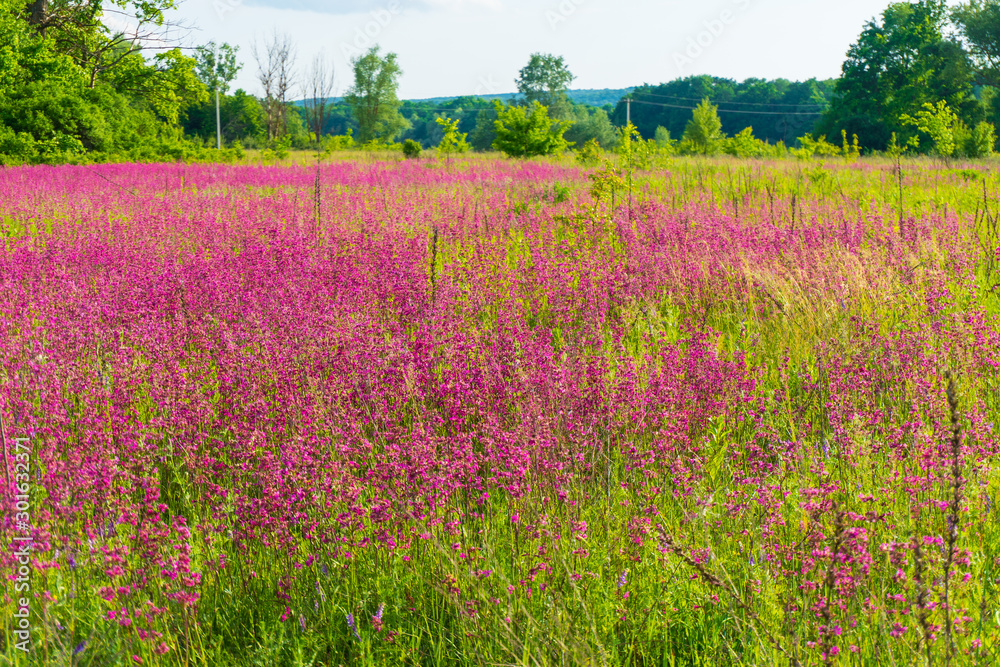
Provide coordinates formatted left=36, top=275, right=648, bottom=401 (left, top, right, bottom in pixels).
left=1, top=153, right=1000, bottom=666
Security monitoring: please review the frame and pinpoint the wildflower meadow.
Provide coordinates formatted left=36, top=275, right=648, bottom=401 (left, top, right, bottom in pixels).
left=2, top=154, right=1000, bottom=666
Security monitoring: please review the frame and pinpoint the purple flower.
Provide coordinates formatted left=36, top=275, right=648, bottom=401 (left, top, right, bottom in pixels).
left=346, top=613, right=360, bottom=640
left=74, top=641, right=87, bottom=656
left=617, top=569, right=629, bottom=589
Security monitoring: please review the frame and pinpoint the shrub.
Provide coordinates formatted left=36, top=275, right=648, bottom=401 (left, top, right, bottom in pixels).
left=402, top=139, right=422, bottom=159
left=492, top=100, right=571, bottom=158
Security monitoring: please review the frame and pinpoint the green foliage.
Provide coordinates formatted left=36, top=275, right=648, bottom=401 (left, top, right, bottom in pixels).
left=194, top=41, right=241, bottom=94
left=791, top=133, right=844, bottom=159
left=321, top=129, right=355, bottom=153
left=469, top=108, right=498, bottom=152
left=885, top=131, right=921, bottom=159
left=576, top=138, right=604, bottom=165
left=900, top=99, right=961, bottom=157
left=435, top=116, right=469, bottom=157
left=345, top=46, right=409, bottom=144
left=820, top=0, right=980, bottom=151
left=617, top=76, right=835, bottom=146
left=492, top=100, right=571, bottom=158
left=516, top=52, right=575, bottom=120
left=653, top=126, right=676, bottom=153
left=963, top=120, right=997, bottom=157
left=722, top=127, right=781, bottom=158
left=615, top=122, right=658, bottom=171
left=841, top=129, right=862, bottom=161
left=564, top=106, right=617, bottom=148
left=681, top=98, right=724, bottom=154
left=402, top=138, right=422, bottom=159
left=952, top=0, right=1000, bottom=88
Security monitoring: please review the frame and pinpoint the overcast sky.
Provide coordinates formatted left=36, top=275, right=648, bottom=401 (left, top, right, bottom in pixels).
left=168, top=0, right=962, bottom=100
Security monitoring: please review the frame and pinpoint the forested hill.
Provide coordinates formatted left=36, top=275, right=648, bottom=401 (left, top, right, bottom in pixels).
left=408, top=89, right=633, bottom=108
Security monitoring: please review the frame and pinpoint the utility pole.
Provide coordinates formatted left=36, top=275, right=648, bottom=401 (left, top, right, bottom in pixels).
left=215, top=86, right=222, bottom=150
left=626, top=95, right=631, bottom=126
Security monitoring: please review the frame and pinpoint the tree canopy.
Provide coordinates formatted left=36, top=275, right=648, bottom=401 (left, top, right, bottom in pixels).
left=516, top=53, right=575, bottom=120
left=818, top=0, right=982, bottom=150
left=345, top=46, right=408, bottom=144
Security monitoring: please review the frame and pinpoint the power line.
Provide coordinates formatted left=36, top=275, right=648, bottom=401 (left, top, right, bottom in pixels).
left=629, top=99, right=824, bottom=116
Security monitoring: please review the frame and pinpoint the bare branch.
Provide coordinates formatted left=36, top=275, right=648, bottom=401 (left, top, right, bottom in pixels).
left=303, top=51, right=336, bottom=142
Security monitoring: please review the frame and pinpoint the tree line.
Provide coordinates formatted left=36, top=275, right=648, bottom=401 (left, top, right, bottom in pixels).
left=4, top=0, right=1000, bottom=163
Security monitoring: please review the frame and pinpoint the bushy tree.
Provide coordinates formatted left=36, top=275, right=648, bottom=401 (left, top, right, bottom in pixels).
left=516, top=53, right=575, bottom=120
left=819, top=0, right=980, bottom=151
left=0, top=0, right=209, bottom=163
left=723, top=127, right=779, bottom=158
left=681, top=98, right=724, bottom=154
left=564, top=107, right=617, bottom=148
left=345, top=46, right=408, bottom=143
left=900, top=99, right=961, bottom=157
left=469, top=108, right=497, bottom=151
left=963, top=120, right=997, bottom=156
left=953, top=0, right=1000, bottom=87
left=492, top=100, right=571, bottom=158
left=435, top=116, right=469, bottom=157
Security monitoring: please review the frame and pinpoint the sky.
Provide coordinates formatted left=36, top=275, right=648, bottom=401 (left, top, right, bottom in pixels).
left=166, top=0, right=962, bottom=101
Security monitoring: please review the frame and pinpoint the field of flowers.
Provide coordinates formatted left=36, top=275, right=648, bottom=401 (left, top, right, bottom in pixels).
left=1, top=154, right=1000, bottom=666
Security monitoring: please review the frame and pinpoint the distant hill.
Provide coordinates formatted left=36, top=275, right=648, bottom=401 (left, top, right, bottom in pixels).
left=408, top=88, right=632, bottom=108
left=295, top=88, right=633, bottom=109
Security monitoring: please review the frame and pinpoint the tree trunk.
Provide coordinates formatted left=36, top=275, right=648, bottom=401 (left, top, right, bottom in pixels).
left=29, top=0, right=48, bottom=34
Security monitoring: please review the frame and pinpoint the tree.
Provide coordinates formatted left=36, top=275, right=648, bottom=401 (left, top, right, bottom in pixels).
left=195, top=42, right=241, bottom=95
left=614, top=76, right=834, bottom=146
left=24, top=0, right=191, bottom=89
left=492, top=100, right=571, bottom=158
left=435, top=116, right=468, bottom=157
left=195, top=41, right=241, bottom=149
left=819, top=0, right=979, bottom=151
left=682, top=98, right=724, bottom=154
left=564, top=107, right=617, bottom=148
left=303, top=52, right=336, bottom=142
left=344, top=46, right=408, bottom=143
left=251, top=30, right=296, bottom=141
left=900, top=99, right=960, bottom=157
left=953, top=1, right=1000, bottom=87
left=469, top=108, right=497, bottom=151
left=516, top=53, right=575, bottom=120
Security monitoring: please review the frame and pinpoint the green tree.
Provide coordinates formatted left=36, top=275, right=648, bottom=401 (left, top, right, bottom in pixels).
left=195, top=42, right=241, bottom=94
left=469, top=108, right=497, bottom=151
left=492, top=100, right=570, bottom=158
left=564, top=107, right=617, bottom=148
left=345, top=46, right=408, bottom=143
left=516, top=53, right=575, bottom=120
left=435, top=116, right=468, bottom=157
left=819, top=0, right=979, bottom=151
left=900, top=99, right=960, bottom=157
left=682, top=98, right=724, bottom=154
left=964, top=120, right=997, bottom=156
left=953, top=1, right=1000, bottom=87
left=723, top=127, right=778, bottom=158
